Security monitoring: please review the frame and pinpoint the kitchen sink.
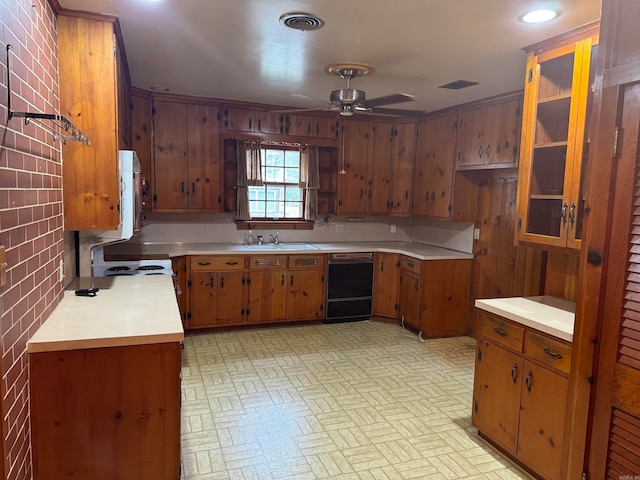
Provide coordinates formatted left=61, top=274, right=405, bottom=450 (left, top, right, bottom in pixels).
left=244, top=243, right=319, bottom=251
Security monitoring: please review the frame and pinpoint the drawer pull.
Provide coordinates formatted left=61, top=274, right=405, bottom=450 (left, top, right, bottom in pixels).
left=407, top=262, right=415, bottom=268
left=493, top=327, right=508, bottom=337
left=198, top=261, right=211, bottom=266
left=511, top=363, right=518, bottom=384
left=525, top=371, right=533, bottom=392
left=543, top=348, right=563, bottom=360
left=226, top=261, right=238, bottom=265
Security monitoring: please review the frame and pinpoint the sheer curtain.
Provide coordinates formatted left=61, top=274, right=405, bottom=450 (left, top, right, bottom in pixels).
left=300, top=145, right=320, bottom=221
left=236, top=140, right=263, bottom=220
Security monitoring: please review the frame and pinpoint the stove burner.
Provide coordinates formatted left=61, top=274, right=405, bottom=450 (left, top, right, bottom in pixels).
left=106, top=266, right=132, bottom=272
left=136, top=265, right=166, bottom=271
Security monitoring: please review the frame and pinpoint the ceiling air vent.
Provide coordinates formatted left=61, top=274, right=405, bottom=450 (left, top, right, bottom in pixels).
left=280, top=12, right=325, bottom=31
left=439, top=80, right=479, bottom=90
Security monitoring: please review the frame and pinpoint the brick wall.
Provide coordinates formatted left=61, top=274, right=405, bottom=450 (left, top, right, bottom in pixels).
left=0, top=1, right=62, bottom=479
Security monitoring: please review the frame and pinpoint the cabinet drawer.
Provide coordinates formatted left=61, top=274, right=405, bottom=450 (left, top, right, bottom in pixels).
left=249, top=255, right=287, bottom=269
left=525, top=331, right=572, bottom=374
left=479, top=314, right=524, bottom=352
left=288, top=254, right=325, bottom=269
left=400, top=256, right=422, bottom=275
left=190, top=256, right=245, bottom=271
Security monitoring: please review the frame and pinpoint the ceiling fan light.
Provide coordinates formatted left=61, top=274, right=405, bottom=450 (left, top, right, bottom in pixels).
left=340, top=105, right=354, bottom=116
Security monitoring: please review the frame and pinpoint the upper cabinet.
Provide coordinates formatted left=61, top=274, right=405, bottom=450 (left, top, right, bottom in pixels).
left=515, top=23, right=599, bottom=250
left=389, top=122, right=417, bottom=217
left=456, top=97, right=521, bottom=170
left=59, top=14, right=130, bottom=230
left=413, top=114, right=457, bottom=219
left=153, top=101, right=222, bottom=212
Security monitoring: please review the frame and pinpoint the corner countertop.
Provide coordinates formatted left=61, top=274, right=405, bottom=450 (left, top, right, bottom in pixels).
left=104, top=241, right=474, bottom=261
left=27, top=276, right=184, bottom=353
left=475, top=296, right=575, bottom=342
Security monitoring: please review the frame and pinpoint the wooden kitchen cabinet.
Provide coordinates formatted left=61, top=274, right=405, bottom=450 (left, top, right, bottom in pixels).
left=247, top=255, right=288, bottom=322
left=172, top=256, right=187, bottom=327
left=58, top=14, right=128, bottom=230
left=285, top=254, right=326, bottom=321
left=131, top=92, right=153, bottom=183
left=373, top=252, right=400, bottom=319
left=515, top=24, right=599, bottom=250
left=30, top=342, right=181, bottom=480
left=412, top=114, right=457, bottom=219
left=472, top=312, right=571, bottom=479
left=153, top=101, right=222, bottom=211
left=188, top=271, right=219, bottom=328
left=397, top=256, right=471, bottom=337
left=456, top=96, right=521, bottom=170
left=222, top=106, right=282, bottom=135
left=389, top=122, right=417, bottom=216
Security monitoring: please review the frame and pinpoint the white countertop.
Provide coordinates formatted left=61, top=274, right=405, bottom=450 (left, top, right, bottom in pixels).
left=104, top=241, right=473, bottom=261
left=475, top=296, right=575, bottom=342
left=28, top=276, right=184, bottom=353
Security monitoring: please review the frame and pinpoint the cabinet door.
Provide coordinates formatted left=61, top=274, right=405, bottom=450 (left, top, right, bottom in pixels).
left=131, top=94, right=153, bottom=184
left=188, top=271, right=217, bottom=328
left=456, top=99, right=520, bottom=169
left=398, top=268, right=421, bottom=330
left=217, top=271, right=246, bottom=325
left=389, top=122, right=417, bottom=216
left=516, top=37, right=596, bottom=249
left=338, top=119, right=370, bottom=213
left=153, top=101, right=189, bottom=210
left=373, top=253, right=399, bottom=318
left=172, top=257, right=187, bottom=328
left=187, top=104, right=222, bottom=211
left=314, top=116, right=339, bottom=139
left=369, top=122, right=393, bottom=214
left=413, top=115, right=456, bottom=219
left=224, top=107, right=254, bottom=131
left=255, top=111, right=281, bottom=134
left=472, top=339, right=523, bottom=452
left=284, top=114, right=313, bottom=137
left=518, top=360, right=569, bottom=480
left=247, top=270, right=287, bottom=322
left=286, top=269, right=325, bottom=320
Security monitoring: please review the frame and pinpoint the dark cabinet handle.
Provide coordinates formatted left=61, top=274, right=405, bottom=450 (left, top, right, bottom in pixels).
left=308, top=123, right=311, bottom=135
left=404, top=190, right=409, bottom=200
left=525, top=371, right=533, bottom=392
left=485, top=144, right=491, bottom=157
left=493, top=327, right=508, bottom=337
left=209, top=277, right=214, bottom=288
left=316, top=124, right=319, bottom=135
left=561, top=203, right=568, bottom=223
left=478, top=146, right=483, bottom=158
left=192, top=182, right=195, bottom=193
left=407, top=262, right=415, bottom=268
left=568, top=203, right=576, bottom=225
left=281, top=274, right=285, bottom=286
left=198, top=261, right=211, bottom=266
left=543, top=348, right=563, bottom=360
left=368, top=189, right=371, bottom=199
left=257, top=119, right=261, bottom=130
left=221, top=276, right=224, bottom=288
left=511, top=363, right=518, bottom=384
left=290, top=275, right=294, bottom=286
left=249, top=118, right=252, bottom=130
left=225, top=261, right=238, bottom=265
left=360, top=189, right=364, bottom=198
left=181, top=182, right=185, bottom=193
left=381, top=261, right=384, bottom=272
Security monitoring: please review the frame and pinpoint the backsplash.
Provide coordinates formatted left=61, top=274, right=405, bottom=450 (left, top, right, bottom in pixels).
left=125, top=213, right=473, bottom=254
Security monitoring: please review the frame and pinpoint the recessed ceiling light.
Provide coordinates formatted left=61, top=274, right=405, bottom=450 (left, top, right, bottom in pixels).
left=520, top=8, right=559, bottom=23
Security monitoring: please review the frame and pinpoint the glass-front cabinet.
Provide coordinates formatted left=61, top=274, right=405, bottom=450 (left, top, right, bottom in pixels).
left=515, top=23, right=599, bottom=250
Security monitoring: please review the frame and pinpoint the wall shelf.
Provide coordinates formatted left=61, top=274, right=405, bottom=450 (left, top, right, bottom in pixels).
left=6, top=44, right=90, bottom=146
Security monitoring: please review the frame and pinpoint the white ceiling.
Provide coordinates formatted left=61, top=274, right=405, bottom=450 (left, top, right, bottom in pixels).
left=58, top=0, right=602, bottom=115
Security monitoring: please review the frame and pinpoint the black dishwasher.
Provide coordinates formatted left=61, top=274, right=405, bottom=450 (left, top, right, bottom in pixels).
left=325, top=253, right=374, bottom=323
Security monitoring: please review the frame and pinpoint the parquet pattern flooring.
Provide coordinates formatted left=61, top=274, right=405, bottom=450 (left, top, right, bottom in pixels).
left=181, top=321, right=531, bottom=479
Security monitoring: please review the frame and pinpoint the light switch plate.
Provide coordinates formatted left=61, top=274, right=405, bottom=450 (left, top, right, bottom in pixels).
left=473, top=228, right=480, bottom=240
left=335, top=224, right=344, bottom=234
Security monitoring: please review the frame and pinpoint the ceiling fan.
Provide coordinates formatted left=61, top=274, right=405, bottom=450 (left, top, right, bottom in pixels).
left=284, top=62, right=419, bottom=117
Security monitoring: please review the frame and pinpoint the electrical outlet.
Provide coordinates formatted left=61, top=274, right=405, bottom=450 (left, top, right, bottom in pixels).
left=474, top=228, right=481, bottom=240
left=390, top=224, right=397, bottom=233
left=335, top=224, right=344, bottom=234
left=59, top=259, right=64, bottom=283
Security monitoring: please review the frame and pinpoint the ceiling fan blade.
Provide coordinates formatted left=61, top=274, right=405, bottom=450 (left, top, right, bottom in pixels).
left=365, top=107, right=422, bottom=117
left=362, top=93, right=415, bottom=108
left=273, top=106, right=326, bottom=114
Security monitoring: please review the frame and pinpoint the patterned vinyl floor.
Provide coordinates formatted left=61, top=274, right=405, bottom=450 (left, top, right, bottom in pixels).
left=180, top=320, right=532, bottom=480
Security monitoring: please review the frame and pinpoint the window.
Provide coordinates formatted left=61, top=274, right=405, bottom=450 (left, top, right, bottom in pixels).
left=248, top=146, right=304, bottom=219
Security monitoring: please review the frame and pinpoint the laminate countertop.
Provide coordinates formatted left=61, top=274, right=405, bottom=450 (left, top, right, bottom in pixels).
left=103, top=241, right=473, bottom=261
left=27, top=275, right=184, bottom=353
left=475, top=296, right=575, bottom=342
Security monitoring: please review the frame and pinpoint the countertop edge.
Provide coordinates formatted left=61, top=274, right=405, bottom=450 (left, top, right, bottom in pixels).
left=27, top=332, right=185, bottom=354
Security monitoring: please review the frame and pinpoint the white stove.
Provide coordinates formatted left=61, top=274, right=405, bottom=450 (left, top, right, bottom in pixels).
left=91, top=246, right=173, bottom=277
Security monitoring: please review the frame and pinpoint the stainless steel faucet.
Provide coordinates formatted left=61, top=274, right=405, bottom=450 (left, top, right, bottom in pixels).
left=269, top=232, right=279, bottom=245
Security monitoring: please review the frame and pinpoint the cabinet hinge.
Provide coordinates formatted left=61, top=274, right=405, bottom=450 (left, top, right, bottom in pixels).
left=117, top=202, right=121, bottom=213
left=512, top=144, right=519, bottom=161
left=515, top=104, right=521, bottom=118
left=587, top=376, right=595, bottom=384
left=338, top=199, right=342, bottom=207
left=187, top=279, right=191, bottom=288
left=448, top=204, right=452, bottom=213
left=612, top=126, right=620, bottom=157
left=242, top=277, right=246, bottom=285
left=474, top=400, right=478, bottom=413
left=153, top=193, right=158, bottom=204
left=517, top=218, right=522, bottom=231
left=152, top=106, right=156, bottom=116
left=394, top=303, right=399, bottom=311
left=187, top=312, right=191, bottom=321
left=113, top=47, right=117, bottom=58
left=478, top=348, right=482, bottom=362
left=217, top=111, right=221, bottom=121
left=246, top=308, right=250, bottom=316
left=528, top=68, right=533, bottom=83
left=129, top=100, right=134, bottom=112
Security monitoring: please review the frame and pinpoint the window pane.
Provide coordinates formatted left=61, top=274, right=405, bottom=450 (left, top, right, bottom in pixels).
left=284, top=150, right=300, bottom=167
left=248, top=186, right=263, bottom=200
left=267, top=201, right=285, bottom=218
left=284, top=167, right=300, bottom=183
left=264, top=149, right=285, bottom=167
left=249, top=201, right=265, bottom=218
left=265, top=167, right=284, bottom=182
left=285, top=186, right=302, bottom=201
left=285, top=202, right=303, bottom=218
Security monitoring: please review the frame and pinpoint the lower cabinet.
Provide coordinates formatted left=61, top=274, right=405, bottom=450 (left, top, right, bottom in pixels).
left=397, top=256, right=472, bottom=337
left=472, top=312, right=571, bottom=479
left=186, top=254, right=325, bottom=328
left=373, top=252, right=400, bottom=319
left=30, top=342, right=181, bottom=479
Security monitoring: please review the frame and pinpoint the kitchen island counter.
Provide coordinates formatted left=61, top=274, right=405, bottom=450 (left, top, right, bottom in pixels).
left=27, top=275, right=184, bottom=353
